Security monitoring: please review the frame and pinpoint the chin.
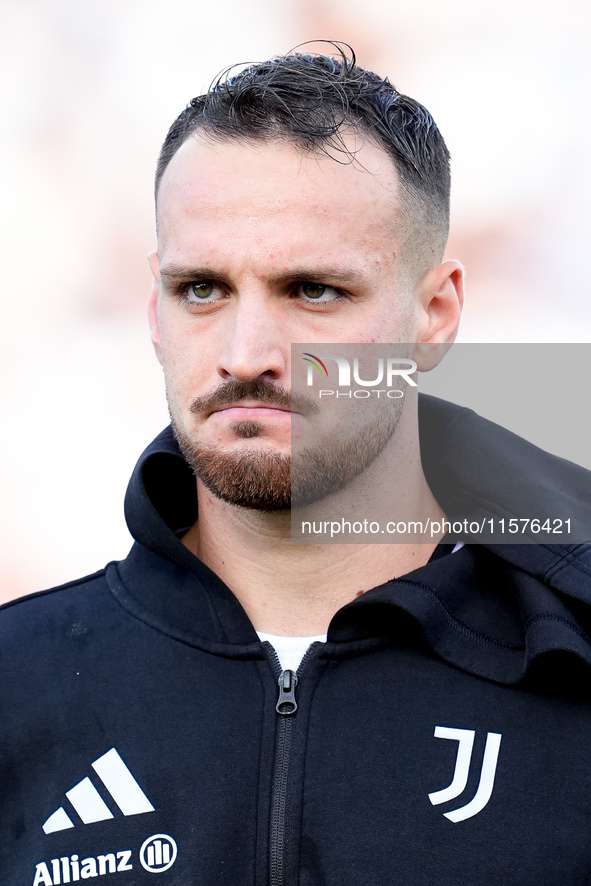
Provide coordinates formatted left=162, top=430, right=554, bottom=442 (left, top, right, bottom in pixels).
left=172, top=419, right=292, bottom=510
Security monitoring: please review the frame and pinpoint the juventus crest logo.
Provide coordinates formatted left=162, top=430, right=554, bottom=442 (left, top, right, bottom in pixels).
left=428, top=726, right=502, bottom=822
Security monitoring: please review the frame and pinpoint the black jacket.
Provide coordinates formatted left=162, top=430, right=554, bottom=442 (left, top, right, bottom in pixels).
left=2, top=396, right=591, bottom=885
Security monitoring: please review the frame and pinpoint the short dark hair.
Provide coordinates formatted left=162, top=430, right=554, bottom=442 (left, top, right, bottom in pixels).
left=155, top=44, right=451, bottom=276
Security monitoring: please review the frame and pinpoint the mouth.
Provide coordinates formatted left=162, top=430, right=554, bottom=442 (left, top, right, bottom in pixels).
left=208, top=404, right=293, bottom=420
left=210, top=405, right=291, bottom=420
left=189, top=381, right=319, bottom=420
left=206, top=401, right=292, bottom=420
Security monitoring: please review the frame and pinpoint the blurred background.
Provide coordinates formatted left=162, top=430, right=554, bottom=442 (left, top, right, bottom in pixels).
left=2, top=0, right=590, bottom=601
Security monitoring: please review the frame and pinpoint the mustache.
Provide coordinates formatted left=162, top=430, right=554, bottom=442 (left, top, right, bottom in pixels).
left=189, top=379, right=320, bottom=416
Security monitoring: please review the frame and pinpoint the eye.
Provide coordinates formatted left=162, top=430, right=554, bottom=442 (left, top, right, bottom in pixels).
left=302, top=282, right=327, bottom=299
left=188, top=281, right=216, bottom=300
left=177, top=280, right=228, bottom=307
left=296, top=282, right=346, bottom=303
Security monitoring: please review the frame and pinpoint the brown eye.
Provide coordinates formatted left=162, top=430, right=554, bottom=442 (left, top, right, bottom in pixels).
left=190, top=282, right=215, bottom=299
left=301, top=283, right=327, bottom=300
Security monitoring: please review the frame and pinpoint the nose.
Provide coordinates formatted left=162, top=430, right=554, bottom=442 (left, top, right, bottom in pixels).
left=216, top=297, right=289, bottom=383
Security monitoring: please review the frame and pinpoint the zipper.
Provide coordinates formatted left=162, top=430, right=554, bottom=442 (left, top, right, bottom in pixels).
left=270, top=669, right=297, bottom=886
left=267, top=643, right=322, bottom=886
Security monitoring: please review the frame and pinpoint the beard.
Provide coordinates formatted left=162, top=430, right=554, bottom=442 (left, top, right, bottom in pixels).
left=173, top=426, right=292, bottom=510
left=170, top=378, right=404, bottom=511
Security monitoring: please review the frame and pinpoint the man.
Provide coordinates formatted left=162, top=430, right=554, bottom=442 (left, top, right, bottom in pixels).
left=3, top=47, right=591, bottom=886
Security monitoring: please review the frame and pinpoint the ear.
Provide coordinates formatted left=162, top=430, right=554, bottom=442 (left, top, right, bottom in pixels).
left=147, top=251, right=163, bottom=365
left=412, top=260, right=464, bottom=371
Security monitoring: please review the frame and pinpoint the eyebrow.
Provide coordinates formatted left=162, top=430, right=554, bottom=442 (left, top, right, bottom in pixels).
left=159, top=266, right=226, bottom=282
left=158, top=264, right=367, bottom=286
left=273, top=267, right=366, bottom=286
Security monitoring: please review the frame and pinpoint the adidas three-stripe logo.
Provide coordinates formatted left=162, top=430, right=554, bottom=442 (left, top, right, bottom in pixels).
left=42, top=749, right=155, bottom=834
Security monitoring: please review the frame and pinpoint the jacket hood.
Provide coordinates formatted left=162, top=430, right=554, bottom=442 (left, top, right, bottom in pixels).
left=418, top=395, right=591, bottom=542
left=116, top=395, right=591, bottom=685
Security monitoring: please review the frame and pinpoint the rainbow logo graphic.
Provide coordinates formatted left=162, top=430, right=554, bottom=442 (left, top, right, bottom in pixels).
left=301, top=352, right=328, bottom=377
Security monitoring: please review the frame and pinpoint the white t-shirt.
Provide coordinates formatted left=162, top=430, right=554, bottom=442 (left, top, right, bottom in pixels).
left=257, top=632, right=327, bottom=673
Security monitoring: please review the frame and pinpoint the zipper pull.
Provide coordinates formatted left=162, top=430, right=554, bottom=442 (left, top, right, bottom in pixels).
left=276, top=669, right=298, bottom=715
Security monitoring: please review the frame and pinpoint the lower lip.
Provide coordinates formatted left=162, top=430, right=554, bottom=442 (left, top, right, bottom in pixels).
left=210, top=406, right=292, bottom=422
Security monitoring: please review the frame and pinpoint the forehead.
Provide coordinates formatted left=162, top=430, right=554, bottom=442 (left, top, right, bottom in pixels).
left=156, top=133, right=403, bottom=264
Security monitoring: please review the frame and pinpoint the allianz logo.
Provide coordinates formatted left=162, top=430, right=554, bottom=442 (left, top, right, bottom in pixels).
left=32, top=834, right=177, bottom=884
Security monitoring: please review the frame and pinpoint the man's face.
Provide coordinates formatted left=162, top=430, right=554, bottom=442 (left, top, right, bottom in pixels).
left=149, top=133, right=456, bottom=509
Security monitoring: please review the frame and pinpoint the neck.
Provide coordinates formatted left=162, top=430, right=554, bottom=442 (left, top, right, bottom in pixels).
left=182, top=424, right=444, bottom=636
